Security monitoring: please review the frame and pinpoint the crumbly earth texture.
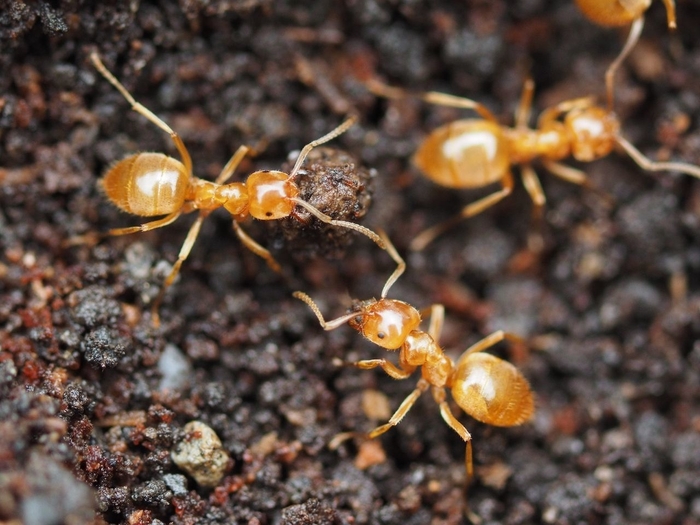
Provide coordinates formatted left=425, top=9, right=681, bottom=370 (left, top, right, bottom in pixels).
left=1, top=1, right=700, bottom=524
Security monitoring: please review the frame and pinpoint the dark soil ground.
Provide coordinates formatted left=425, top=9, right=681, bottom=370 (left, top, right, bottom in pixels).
left=2, top=1, right=700, bottom=524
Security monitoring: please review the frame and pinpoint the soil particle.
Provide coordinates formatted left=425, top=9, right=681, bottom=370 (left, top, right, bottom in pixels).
left=270, top=146, right=375, bottom=262
left=20, top=451, right=94, bottom=525
left=2, top=1, right=700, bottom=524
left=280, top=497, right=341, bottom=524
left=81, top=325, right=129, bottom=369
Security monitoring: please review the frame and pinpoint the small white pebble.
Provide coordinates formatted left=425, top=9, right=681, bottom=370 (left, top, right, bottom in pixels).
left=171, top=421, right=229, bottom=487
left=158, top=344, right=192, bottom=392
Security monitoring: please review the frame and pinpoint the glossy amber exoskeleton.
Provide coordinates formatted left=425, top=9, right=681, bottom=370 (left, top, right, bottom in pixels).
left=451, top=352, right=534, bottom=427
left=366, top=73, right=700, bottom=251
left=293, top=232, right=534, bottom=485
left=413, top=120, right=508, bottom=189
left=101, top=153, right=189, bottom=216
left=91, top=52, right=387, bottom=326
left=575, top=0, right=675, bottom=27
left=574, top=0, right=676, bottom=112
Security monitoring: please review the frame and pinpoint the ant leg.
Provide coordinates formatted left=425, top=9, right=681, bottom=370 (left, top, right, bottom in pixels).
left=151, top=211, right=209, bottom=327
left=425, top=304, right=445, bottom=341
left=339, top=357, right=415, bottom=380
left=366, top=79, right=498, bottom=123
left=289, top=116, right=357, bottom=177
left=514, top=78, right=535, bottom=128
left=108, top=211, right=181, bottom=236
left=605, top=17, right=644, bottom=111
left=432, top=387, right=473, bottom=480
left=615, top=135, right=700, bottom=180
left=90, top=52, right=193, bottom=176
left=410, top=172, right=514, bottom=251
left=232, top=222, right=282, bottom=273
left=521, top=165, right=547, bottom=253
left=661, top=0, right=677, bottom=29
left=537, top=96, right=596, bottom=128
left=329, top=379, right=429, bottom=449
left=215, top=145, right=251, bottom=185
left=542, top=159, right=615, bottom=205
left=455, top=330, right=526, bottom=367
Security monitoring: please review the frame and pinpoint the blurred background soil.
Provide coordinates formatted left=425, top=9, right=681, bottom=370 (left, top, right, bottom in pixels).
left=1, top=1, right=700, bottom=524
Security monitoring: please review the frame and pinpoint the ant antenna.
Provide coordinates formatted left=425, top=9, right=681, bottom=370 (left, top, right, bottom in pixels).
left=289, top=115, right=358, bottom=178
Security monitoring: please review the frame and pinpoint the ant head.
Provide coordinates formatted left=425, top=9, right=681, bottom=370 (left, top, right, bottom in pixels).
left=247, top=170, right=300, bottom=220
left=565, top=106, right=620, bottom=162
left=348, top=298, right=421, bottom=350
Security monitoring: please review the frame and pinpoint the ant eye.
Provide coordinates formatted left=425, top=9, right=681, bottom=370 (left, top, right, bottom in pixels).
left=266, top=212, right=272, bottom=217
left=377, top=332, right=385, bottom=339
left=354, top=316, right=362, bottom=324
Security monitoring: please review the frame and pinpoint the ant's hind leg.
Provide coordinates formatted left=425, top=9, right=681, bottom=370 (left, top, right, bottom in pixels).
left=366, top=78, right=498, bottom=123
left=108, top=211, right=182, bottom=236
left=456, top=330, right=527, bottom=366
left=410, top=172, right=514, bottom=251
left=90, top=52, right=193, bottom=175
left=150, top=211, right=209, bottom=327
left=432, top=387, right=473, bottom=479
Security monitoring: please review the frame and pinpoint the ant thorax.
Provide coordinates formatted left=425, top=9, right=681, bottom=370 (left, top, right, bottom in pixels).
left=505, top=124, right=571, bottom=165
left=402, top=330, right=452, bottom=387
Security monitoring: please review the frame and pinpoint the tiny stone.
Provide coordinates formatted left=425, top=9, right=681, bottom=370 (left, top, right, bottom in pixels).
left=171, top=421, right=229, bottom=488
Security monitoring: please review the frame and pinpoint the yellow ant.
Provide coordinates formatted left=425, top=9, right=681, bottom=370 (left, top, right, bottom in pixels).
left=90, top=52, right=387, bottom=326
left=367, top=76, right=700, bottom=251
left=575, top=0, right=677, bottom=109
left=293, top=232, right=534, bottom=487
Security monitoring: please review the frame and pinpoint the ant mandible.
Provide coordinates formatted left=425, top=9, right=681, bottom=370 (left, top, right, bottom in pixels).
left=293, top=232, right=534, bottom=484
left=367, top=75, right=700, bottom=251
left=575, top=0, right=677, bottom=109
left=90, top=52, right=387, bottom=326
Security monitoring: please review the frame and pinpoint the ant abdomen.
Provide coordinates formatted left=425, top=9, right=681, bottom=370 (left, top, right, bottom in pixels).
left=101, top=153, right=188, bottom=216
left=414, top=120, right=508, bottom=189
left=575, top=0, right=651, bottom=26
left=450, top=352, right=534, bottom=427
